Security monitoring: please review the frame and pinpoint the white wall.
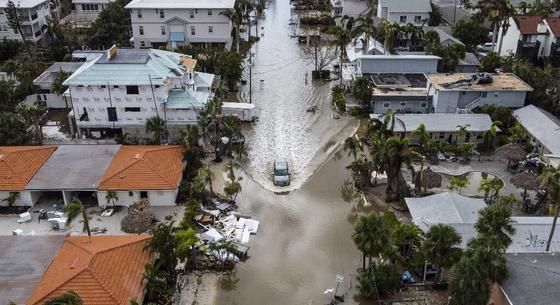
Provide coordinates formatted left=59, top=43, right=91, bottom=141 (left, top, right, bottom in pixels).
left=373, top=100, right=429, bottom=113
left=97, top=189, right=178, bottom=207
left=0, top=191, right=37, bottom=206
left=0, top=1, right=53, bottom=42
left=433, top=90, right=527, bottom=113
left=386, top=12, right=429, bottom=25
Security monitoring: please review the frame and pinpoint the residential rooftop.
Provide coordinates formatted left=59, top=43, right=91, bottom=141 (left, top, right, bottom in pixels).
left=125, top=0, right=235, bottom=9
left=378, top=0, right=431, bottom=13
left=514, top=104, right=560, bottom=155
left=406, top=193, right=560, bottom=252
left=0, top=0, right=47, bottom=8
left=370, top=113, right=494, bottom=133
left=513, top=15, right=546, bottom=35
left=27, top=235, right=153, bottom=305
left=0, top=236, right=65, bottom=305
left=33, top=62, right=85, bottom=87
left=0, top=146, right=57, bottom=191
left=427, top=73, right=533, bottom=91
left=26, top=145, right=120, bottom=191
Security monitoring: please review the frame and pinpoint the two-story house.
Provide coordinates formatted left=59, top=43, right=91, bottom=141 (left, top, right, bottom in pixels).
left=496, top=15, right=560, bottom=64
left=70, top=0, right=113, bottom=26
left=64, top=46, right=215, bottom=140
left=377, top=0, right=431, bottom=25
left=125, top=0, right=234, bottom=50
left=0, top=0, right=60, bottom=42
left=427, top=73, right=533, bottom=113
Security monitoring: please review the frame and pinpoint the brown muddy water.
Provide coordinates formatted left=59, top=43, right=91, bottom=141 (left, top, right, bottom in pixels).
left=214, top=150, right=382, bottom=305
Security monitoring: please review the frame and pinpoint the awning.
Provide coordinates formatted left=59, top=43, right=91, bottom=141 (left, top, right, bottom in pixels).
left=170, top=32, right=185, bottom=42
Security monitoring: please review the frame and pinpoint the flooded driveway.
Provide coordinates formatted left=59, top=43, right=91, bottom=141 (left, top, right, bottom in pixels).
left=238, top=0, right=357, bottom=192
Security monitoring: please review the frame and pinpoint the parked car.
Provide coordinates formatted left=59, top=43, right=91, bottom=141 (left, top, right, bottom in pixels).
left=476, top=42, right=494, bottom=52
left=273, top=160, right=290, bottom=186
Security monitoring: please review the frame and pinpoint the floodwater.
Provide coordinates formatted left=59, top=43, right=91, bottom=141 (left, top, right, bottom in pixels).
left=238, top=0, right=356, bottom=192
left=214, top=151, right=371, bottom=305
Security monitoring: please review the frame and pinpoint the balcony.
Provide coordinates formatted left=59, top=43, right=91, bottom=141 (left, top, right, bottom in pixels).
left=516, top=39, right=540, bottom=63
left=551, top=42, right=560, bottom=67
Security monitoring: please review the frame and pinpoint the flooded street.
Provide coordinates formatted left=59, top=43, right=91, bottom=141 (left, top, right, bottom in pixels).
left=238, top=0, right=357, bottom=191
left=212, top=0, right=369, bottom=304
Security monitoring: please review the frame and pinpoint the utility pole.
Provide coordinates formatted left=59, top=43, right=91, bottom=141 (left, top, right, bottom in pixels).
left=249, top=52, right=253, bottom=104
left=453, top=0, right=457, bottom=25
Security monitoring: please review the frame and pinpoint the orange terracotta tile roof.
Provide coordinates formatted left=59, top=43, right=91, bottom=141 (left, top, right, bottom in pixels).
left=513, top=15, right=546, bottom=35
left=26, top=235, right=153, bottom=305
left=546, top=18, right=560, bottom=37
left=0, top=146, right=56, bottom=191
left=98, top=145, right=184, bottom=190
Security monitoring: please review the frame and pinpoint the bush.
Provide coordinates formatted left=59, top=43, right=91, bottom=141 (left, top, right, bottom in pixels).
left=331, top=85, right=347, bottom=112
left=348, top=107, right=363, bottom=117
left=299, top=15, right=335, bottom=26
left=357, top=264, right=402, bottom=298
left=311, top=69, right=330, bottom=79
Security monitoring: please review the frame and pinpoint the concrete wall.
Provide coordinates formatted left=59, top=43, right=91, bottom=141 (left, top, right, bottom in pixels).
left=433, top=90, right=527, bottom=113
left=25, top=93, right=71, bottom=109
left=373, top=100, right=429, bottom=113
left=406, top=131, right=485, bottom=145
left=97, top=190, right=178, bottom=207
left=386, top=12, right=429, bottom=25
left=0, top=191, right=37, bottom=207
left=129, top=7, right=232, bottom=48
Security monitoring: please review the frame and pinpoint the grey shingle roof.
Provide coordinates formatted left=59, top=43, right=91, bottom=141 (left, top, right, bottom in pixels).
left=371, top=113, right=494, bottom=133
left=379, top=0, right=431, bottom=13
left=501, top=253, right=560, bottom=305
left=514, top=104, right=560, bottom=155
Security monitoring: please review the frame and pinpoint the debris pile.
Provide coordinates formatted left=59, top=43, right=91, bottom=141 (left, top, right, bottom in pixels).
left=121, top=199, right=155, bottom=233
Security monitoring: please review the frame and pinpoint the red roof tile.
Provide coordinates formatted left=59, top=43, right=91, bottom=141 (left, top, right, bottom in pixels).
left=546, top=18, right=560, bottom=37
left=98, top=145, right=184, bottom=190
left=513, top=15, right=546, bottom=35
left=0, top=146, right=56, bottom=191
left=26, top=235, right=153, bottom=305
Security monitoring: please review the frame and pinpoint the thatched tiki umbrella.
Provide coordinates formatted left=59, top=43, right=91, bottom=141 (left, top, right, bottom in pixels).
left=495, top=143, right=526, bottom=169
left=414, top=167, right=443, bottom=193
left=510, top=171, right=540, bottom=201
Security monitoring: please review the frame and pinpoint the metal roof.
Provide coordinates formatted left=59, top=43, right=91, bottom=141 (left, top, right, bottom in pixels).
left=34, top=62, right=85, bottom=86
left=26, top=145, right=121, bottom=191
left=63, top=49, right=190, bottom=86
left=370, top=113, right=494, bottom=133
left=0, top=0, right=47, bottom=8
left=406, top=193, right=560, bottom=253
left=378, top=0, right=431, bottom=13
left=514, top=104, right=560, bottom=155
left=165, top=89, right=210, bottom=109
left=126, top=0, right=235, bottom=9
left=0, top=236, right=65, bottom=305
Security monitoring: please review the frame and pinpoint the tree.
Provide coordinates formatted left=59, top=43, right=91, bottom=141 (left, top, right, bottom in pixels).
left=353, top=212, right=391, bottom=269
left=224, top=163, right=242, bottom=201
left=328, top=16, right=354, bottom=79
left=508, top=121, right=531, bottom=149
left=448, top=175, right=470, bottom=194
left=475, top=204, right=515, bottom=249
left=343, top=136, right=362, bottom=160
left=347, top=155, right=372, bottom=189
left=4, top=0, right=31, bottom=57
left=174, top=227, right=198, bottom=262
left=465, top=0, right=515, bottom=53
left=357, top=263, right=401, bottom=299
left=428, top=2, right=443, bottom=26
left=412, top=123, right=431, bottom=148
left=448, top=253, right=492, bottom=305
left=381, top=21, right=401, bottom=54
left=480, top=52, right=502, bottom=73
left=0, top=112, right=30, bottom=145
left=426, top=42, right=466, bottom=73
left=16, top=101, right=48, bottom=144
left=105, top=190, right=118, bottom=207
left=383, top=136, right=413, bottom=201
left=422, top=224, right=462, bottom=284
left=51, top=69, right=70, bottom=97
left=452, top=17, right=489, bottom=50
left=391, top=223, right=423, bottom=260
left=215, top=50, right=243, bottom=90
left=87, top=0, right=132, bottom=49
left=145, top=116, right=168, bottom=145
left=1, top=192, right=19, bottom=207
left=196, top=167, right=214, bottom=194
left=145, top=222, right=178, bottom=285
left=354, top=8, right=378, bottom=54
left=352, top=76, right=373, bottom=112
left=302, top=37, right=337, bottom=77
left=44, top=290, right=83, bottom=305
left=180, top=199, right=200, bottom=229
left=62, top=198, right=91, bottom=237
left=539, top=166, right=560, bottom=252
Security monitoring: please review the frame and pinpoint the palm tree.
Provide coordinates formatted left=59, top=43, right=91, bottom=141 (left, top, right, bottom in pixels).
left=218, top=240, right=237, bottom=271
left=383, top=136, right=413, bottom=201
left=174, top=227, right=198, bottom=262
left=353, top=9, right=377, bottom=54
left=221, top=0, right=245, bottom=52
left=448, top=252, right=492, bottom=305
left=448, top=175, right=470, bottom=194
left=516, top=1, right=532, bottom=14
left=478, top=172, right=493, bottom=201
left=539, top=166, right=560, bottom=252
left=347, top=156, right=373, bottom=189
left=455, top=124, right=471, bottom=144
left=145, top=116, right=167, bottom=145
left=422, top=224, right=462, bottom=284
left=62, top=198, right=91, bottom=237
left=328, top=16, right=354, bottom=80
left=343, top=136, right=362, bottom=160
left=353, top=212, right=391, bottom=269
left=482, top=120, right=502, bottom=152
left=1, top=192, right=19, bottom=207
left=382, top=21, right=401, bottom=54
left=412, top=123, right=431, bottom=149
left=44, top=290, right=83, bottom=305
left=105, top=190, right=118, bottom=207
left=474, top=204, right=516, bottom=249
left=197, top=167, right=215, bottom=194
left=466, top=0, right=515, bottom=53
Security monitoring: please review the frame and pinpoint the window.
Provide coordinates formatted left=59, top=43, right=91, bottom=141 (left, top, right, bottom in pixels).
left=100, top=85, right=106, bottom=89
left=191, top=26, right=196, bottom=35
left=113, top=85, right=119, bottom=88
left=421, top=102, right=427, bottom=108
left=208, top=9, right=212, bottom=15
left=154, top=85, right=160, bottom=88
left=399, top=15, right=407, bottom=23
left=161, top=26, right=166, bottom=35
left=461, top=91, right=466, bottom=95
left=140, top=191, right=148, bottom=199
left=383, top=102, right=390, bottom=108
left=400, top=102, right=407, bottom=106
left=160, top=9, right=164, bottom=18
left=439, top=132, right=445, bottom=139
left=137, top=9, right=142, bottom=18
left=128, top=191, right=133, bottom=197
left=190, top=10, right=194, bottom=18
left=139, top=26, right=144, bottom=35
left=125, top=107, right=141, bottom=112
left=481, top=92, right=488, bottom=98
left=126, top=85, right=139, bottom=94
left=140, top=41, right=146, bottom=47
left=208, top=26, right=213, bottom=33
left=414, top=15, right=422, bottom=23
left=107, top=107, right=118, bottom=122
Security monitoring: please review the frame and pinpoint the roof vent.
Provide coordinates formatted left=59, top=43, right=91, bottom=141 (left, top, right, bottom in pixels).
left=70, top=258, right=79, bottom=269
left=119, top=175, right=125, bottom=179
left=134, top=153, right=140, bottom=159
left=0, top=154, right=4, bottom=160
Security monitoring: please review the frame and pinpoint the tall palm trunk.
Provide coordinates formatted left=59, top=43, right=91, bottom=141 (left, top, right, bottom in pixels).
left=82, top=209, right=91, bottom=237
left=546, top=205, right=560, bottom=251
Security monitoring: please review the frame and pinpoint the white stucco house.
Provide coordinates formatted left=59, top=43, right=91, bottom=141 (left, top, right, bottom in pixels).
left=513, top=104, right=560, bottom=160
left=495, top=15, right=560, bottom=64
left=0, top=145, right=185, bottom=208
left=69, top=0, right=113, bottom=26
left=125, top=0, right=234, bottom=49
left=377, top=0, right=431, bottom=25
left=427, top=73, right=533, bottom=113
left=0, top=0, right=60, bottom=42
left=63, top=46, right=215, bottom=140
